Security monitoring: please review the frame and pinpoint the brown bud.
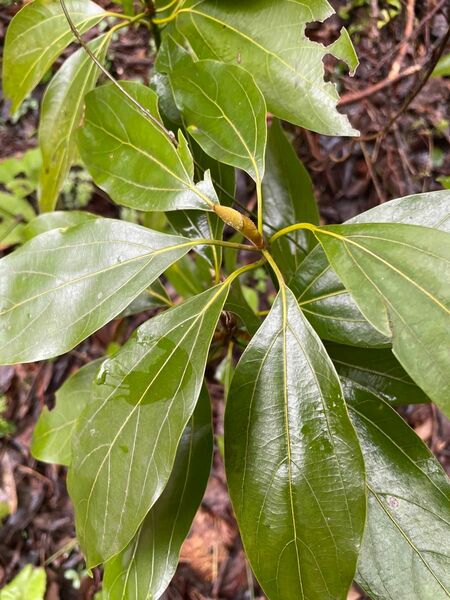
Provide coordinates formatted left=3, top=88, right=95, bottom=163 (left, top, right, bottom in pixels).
left=213, top=205, right=264, bottom=248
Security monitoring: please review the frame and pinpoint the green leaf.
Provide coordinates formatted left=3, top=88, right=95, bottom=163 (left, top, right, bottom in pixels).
left=325, top=342, right=429, bottom=406
left=439, top=176, right=450, bottom=189
left=225, top=286, right=366, bottom=600
left=314, top=222, right=450, bottom=415
left=165, top=253, right=212, bottom=298
left=77, top=82, right=217, bottom=212
left=290, top=190, right=450, bottom=348
left=432, top=53, right=450, bottom=77
left=167, top=138, right=235, bottom=269
left=68, top=284, right=229, bottom=568
left=170, top=53, right=267, bottom=183
left=103, top=385, right=212, bottom=600
left=3, top=0, right=105, bottom=114
left=344, top=380, right=450, bottom=599
left=0, top=219, right=194, bottom=364
left=22, top=211, right=96, bottom=241
left=0, top=192, right=35, bottom=249
left=31, top=360, right=103, bottom=467
left=39, top=34, right=111, bottom=213
left=0, top=565, right=46, bottom=600
left=175, top=0, right=358, bottom=136
left=263, top=119, right=319, bottom=279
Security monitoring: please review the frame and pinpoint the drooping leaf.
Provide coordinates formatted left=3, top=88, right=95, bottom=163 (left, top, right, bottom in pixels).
left=22, top=211, right=96, bottom=241
left=263, top=119, right=319, bottom=279
left=77, top=82, right=217, bottom=212
left=174, top=0, right=358, bottom=136
left=170, top=53, right=267, bottom=183
left=3, top=0, right=105, bottom=113
left=225, top=286, right=366, bottom=600
left=31, top=360, right=103, bottom=467
left=314, top=222, right=450, bottom=415
left=103, top=385, right=212, bottom=600
left=0, top=565, right=46, bottom=600
left=343, top=380, right=450, bottom=599
left=290, top=190, right=450, bottom=348
left=39, top=34, right=111, bottom=213
left=69, top=284, right=229, bottom=567
left=0, top=219, right=194, bottom=364
left=325, top=342, right=429, bottom=406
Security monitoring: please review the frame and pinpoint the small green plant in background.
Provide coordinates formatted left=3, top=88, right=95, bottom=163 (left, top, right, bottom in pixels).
left=1, top=1, right=450, bottom=599
left=0, top=565, right=46, bottom=600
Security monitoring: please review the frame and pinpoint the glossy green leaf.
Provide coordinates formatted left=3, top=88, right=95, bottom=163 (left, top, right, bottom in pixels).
left=31, top=360, right=103, bottom=467
left=39, top=34, right=110, bottom=213
left=290, top=190, right=450, bottom=348
left=263, top=119, right=319, bottom=279
left=103, top=385, right=212, bottom=600
left=77, top=82, right=217, bottom=212
left=0, top=219, right=194, bottom=364
left=3, top=0, right=105, bottom=113
left=343, top=380, right=450, bottom=599
left=315, top=222, right=450, bottom=415
left=0, top=565, right=46, bottom=600
left=170, top=54, right=267, bottom=182
left=68, top=284, right=229, bottom=567
left=225, top=286, right=366, bottom=600
left=22, top=210, right=96, bottom=241
left=175, top=0, right=358, bottom=136
left=325, top=342, right=429, bottom=405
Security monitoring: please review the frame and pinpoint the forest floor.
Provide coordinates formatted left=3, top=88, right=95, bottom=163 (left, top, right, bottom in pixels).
left=0, top=1, right=449, bottom=598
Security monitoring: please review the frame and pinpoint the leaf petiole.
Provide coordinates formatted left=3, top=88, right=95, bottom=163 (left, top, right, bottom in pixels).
left=269, top=222, right=319, bottom=245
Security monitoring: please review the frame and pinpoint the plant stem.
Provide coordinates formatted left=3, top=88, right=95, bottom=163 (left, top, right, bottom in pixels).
left=256, top=178, right=263, bottom=236
left=270, top=222, right=319, bottom=245
left=193, top=239, right=262, bottom=252
left=224, top=258, right=266, bottom=286
left=262, top=250, right=285, bottom=290
left=154, top=0, right=180, bottom=13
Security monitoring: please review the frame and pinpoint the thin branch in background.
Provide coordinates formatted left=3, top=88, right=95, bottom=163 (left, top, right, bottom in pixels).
left=59, top=0, right=176, bottom=143
left=388, top=0, right=416, bottom=78
left=358, top=23, right=450, bottom=142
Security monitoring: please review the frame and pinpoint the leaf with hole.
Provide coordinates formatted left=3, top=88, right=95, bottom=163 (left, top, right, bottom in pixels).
left=175, top=0, right=358, bottom=136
